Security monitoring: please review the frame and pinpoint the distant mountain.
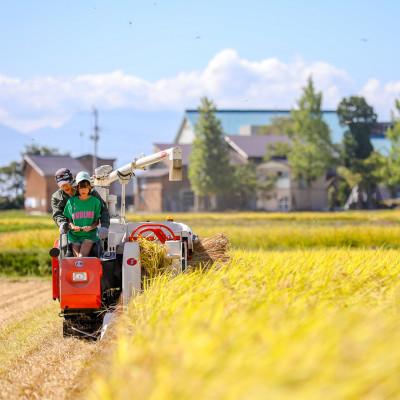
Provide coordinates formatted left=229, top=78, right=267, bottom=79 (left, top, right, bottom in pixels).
left=0, top=124, right=33, bottom=165
left=0, top=109, right=182, bottom=167
left=28, top=109, right=182, bottom=167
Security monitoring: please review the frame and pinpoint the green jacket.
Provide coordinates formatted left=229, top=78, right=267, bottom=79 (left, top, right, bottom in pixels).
left=51, top=188, right=110, bottom=228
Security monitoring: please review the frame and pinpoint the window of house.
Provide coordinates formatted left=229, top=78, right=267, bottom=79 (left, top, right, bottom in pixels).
left=278, top=196, right=289, bottom=211
left=139, top=178, right=147, bottom=190
left=181, top=190, right=194, bottom=211
left=25, top=197, right=38, bottom=208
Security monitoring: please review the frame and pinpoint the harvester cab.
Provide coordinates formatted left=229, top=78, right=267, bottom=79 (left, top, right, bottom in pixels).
left=50, top=146, right=194, bottom=339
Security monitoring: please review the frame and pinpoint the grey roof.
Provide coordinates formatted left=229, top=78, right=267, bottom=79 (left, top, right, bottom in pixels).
left=24, top=155, right=86, bottom=177
left=154, top=143, right=192, bottom=166
left=225, top=135, right=290, bottom=159
left=153, top=135, right=289, bottom=166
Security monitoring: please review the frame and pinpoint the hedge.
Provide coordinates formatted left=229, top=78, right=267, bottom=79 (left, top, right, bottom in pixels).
left=0, top=250, right=51, bottom=276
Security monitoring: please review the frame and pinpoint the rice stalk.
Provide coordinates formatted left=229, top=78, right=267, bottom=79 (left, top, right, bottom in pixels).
left=138, top=238, right=172, bottom=279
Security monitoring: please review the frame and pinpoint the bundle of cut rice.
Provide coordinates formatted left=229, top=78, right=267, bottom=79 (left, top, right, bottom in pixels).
left=138, top=238, right=172, bottom=279
left=189, top=233, right=230, bottom=270
left=138, top=233, right=230, bottom=278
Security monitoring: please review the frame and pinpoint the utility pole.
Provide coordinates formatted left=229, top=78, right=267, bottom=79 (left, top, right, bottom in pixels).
left=90, top=107, right=100, bottom=173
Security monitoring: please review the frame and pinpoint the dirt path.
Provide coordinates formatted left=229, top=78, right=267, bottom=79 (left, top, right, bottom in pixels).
left=0, top=279, right=101, bottom=400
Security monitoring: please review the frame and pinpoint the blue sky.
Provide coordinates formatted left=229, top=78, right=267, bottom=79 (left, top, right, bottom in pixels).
left=1, top=0, right=397, bottom=83
left=0, top=0, right=399, bottom=164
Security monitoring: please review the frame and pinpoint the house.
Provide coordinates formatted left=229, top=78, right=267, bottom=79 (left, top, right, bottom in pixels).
left=135, top=144, right=194, bottom=212
left=23, top=154, right=115, bottom=213
left=135, top=135, right=291, bottom=212
left=136, top=109, right=391, bottom=212
left=256, top=160, right=328, bottom=211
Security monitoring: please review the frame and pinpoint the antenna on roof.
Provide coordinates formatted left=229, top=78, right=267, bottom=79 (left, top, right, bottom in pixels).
left=90, top=107, right=100, bottom=173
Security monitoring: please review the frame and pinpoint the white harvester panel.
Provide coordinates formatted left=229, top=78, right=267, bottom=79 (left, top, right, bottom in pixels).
left=122, top=242, right=141, bottom=306
left=165, top=240, right=182, bottom=273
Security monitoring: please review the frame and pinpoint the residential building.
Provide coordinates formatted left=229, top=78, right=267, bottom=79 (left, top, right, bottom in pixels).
left=23, top=154, right=115, bottom=213
left=136, top=109, right=392, bottom=212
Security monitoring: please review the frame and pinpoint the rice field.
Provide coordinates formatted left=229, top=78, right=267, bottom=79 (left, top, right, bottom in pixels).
left=2, top=210, right=400, bottom=252
left=87, top=249, right=400, bottom=399
left=1, top=210, right=400, bottom=399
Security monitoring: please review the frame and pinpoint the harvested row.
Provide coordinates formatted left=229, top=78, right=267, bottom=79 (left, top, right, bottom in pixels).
left=0, top=279, right=50, bottom=327
left=0, top=280, right=99, bottom=400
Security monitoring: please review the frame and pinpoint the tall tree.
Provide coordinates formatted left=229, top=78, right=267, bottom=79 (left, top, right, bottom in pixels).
left=377, top=99, right=400, bottom=197
left=336, top=96, right=379, bottom=208
left=287, top=77, right=333, bottom=208
left=189, top=97, right=233, bottom=210
left=337, top=96, right=376, bottom=165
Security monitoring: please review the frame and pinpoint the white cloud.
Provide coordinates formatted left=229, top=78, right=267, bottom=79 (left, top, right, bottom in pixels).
left=360, top=79, right=400, bottom=119
left=0, top=49, right=397, bottom=133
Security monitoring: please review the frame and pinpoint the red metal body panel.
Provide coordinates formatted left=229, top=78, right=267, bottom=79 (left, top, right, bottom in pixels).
left=129, top=223, right=180, bottom=243
left=60, top=258, right=103, bottom=310
left=51, top=239, right=60, bottom=301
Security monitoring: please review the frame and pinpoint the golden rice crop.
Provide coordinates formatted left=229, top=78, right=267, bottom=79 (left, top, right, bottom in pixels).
left=87, top=248, right=400, bottom=399
left=0, top=229, right=57, bottom=250
left=2, top=223, right=400, bottom=252
left=196, top=224, right=400, bottom=249
left=126, top=210, right=400, bottom=224
left=138, top=238, right=173, bottom=279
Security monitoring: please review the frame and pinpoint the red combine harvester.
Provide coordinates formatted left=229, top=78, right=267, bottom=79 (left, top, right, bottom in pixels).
left=50, top=147, right=194, bottom=339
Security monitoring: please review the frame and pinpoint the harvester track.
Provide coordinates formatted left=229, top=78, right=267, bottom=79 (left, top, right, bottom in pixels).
left=0, top=279, right=99, bottom=400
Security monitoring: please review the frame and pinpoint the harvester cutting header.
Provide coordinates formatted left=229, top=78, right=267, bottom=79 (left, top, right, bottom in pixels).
left=50, top=146, right=195, bottom=339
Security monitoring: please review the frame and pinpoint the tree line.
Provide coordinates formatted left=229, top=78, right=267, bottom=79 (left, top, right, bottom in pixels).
left=189, top=78, right=400, bottom=210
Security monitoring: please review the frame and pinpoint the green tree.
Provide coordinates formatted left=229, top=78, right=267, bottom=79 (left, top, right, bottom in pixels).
left=337, top=96, right=376, bottom=165
left=0, top=144, right=64, bottom=209
left=189, top=97, right=233, bottom=210
left=24, top=144, right=65, bottom=156
left=287, top=77, right=334, bottom=208
left=0, top=161, right=24, bottom=209
left=336, top=96, right=380, bottom=208
left=257, top=116, right=295, bottom=136
left=376, top=99, right=400, bottom=197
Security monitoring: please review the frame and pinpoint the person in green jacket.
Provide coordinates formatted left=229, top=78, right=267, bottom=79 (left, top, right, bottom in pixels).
left=51, top=168, right=110, bottom=239
left=63, top=171, right=102, bottom=257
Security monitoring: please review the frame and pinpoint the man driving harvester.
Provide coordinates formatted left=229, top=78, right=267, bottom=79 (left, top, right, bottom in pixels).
left=51, top=168, right=110, bottom=242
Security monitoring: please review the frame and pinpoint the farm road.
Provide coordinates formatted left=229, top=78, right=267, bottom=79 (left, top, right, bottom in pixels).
left=0, top=279, right=98, bottom=400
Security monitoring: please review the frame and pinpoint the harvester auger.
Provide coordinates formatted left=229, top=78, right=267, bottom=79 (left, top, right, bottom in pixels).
left=49, top=146, right=195, bottom=339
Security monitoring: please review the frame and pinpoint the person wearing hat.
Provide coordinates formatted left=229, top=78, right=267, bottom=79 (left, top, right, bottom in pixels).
left=51, top=168, right=109, bottom=239
left=63, top=171, right=102, bottom=257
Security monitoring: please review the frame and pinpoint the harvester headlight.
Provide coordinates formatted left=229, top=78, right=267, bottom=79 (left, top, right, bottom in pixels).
left=72, top=272, right=88, bottom=282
